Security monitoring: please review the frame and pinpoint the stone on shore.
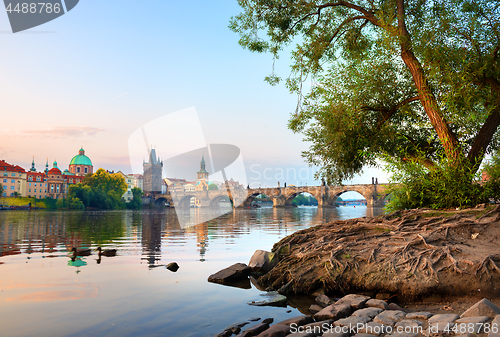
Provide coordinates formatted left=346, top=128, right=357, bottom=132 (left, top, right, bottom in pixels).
left=405, top=312, right=433, bottom=319
left=373, top=310, right=406, bottom=326
left=356, top=322, right=391, bottom=335
left=208, top=263, right=251, bottom=285
left=335, top=294, right=370, bottom=309
left=314, top=303, right=353, bottom=321
left=309, top=304, right=323, bottom=314
left=460, top=298, right=500, bottom=318
left=237, top=322, right=270, bottom=336
left=366, top=299, right=389, bottom=310
left=276, top=315, right=314, bottom=326
left=352, top=307, right=384, bottom=319
left=428, top=314, right=459, bottom=323
left=248, top=291, right=287, bottom=307
left=335, top=315, right=371, bottom=327
left=316, top=294, right=334, bottom=307
left=249, top=250, right=279, bottom=273
left=455, top=316, right=490, bottom=333
left=255, top=324, right=290, bottom=337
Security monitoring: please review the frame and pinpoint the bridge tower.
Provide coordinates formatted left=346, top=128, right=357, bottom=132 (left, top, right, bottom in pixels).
left=143, top=148, right=163, bottom=195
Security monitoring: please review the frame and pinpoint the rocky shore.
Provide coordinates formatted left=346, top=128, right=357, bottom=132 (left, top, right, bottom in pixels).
left=215, top=294, right=500, bottom=337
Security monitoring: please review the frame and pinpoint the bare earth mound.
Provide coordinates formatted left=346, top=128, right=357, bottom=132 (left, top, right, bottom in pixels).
left=259, top=205, right=500, bottom=299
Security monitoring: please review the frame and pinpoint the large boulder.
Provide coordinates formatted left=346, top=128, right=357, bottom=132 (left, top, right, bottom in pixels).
left=249, top=250, right=279, bottom=273
left=208, top=263, right=251, bottom=285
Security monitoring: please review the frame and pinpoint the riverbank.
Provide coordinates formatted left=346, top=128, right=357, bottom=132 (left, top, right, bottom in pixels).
left=216, top=293, right=500, bottom=336
left=252, top=204, right=500, bottom=299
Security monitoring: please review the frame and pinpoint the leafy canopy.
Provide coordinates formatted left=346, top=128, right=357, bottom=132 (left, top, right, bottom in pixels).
left=231, top=0, right=500, bottom=184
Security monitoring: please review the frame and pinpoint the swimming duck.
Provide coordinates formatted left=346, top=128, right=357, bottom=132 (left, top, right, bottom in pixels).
left=71, top=247, right=92, bottom=257
left=96, top=247, right=117, bottom=257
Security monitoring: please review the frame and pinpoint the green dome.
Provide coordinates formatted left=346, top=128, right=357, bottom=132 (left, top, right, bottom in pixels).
left=70, top=148, right=93, bottom=166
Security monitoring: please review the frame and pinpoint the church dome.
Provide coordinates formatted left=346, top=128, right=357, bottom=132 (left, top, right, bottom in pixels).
left=70, top=148, right=93, bottom=166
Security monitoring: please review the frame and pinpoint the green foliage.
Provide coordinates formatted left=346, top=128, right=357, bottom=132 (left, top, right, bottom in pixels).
left=67, top=168, right=128, bottom=210
left=208, top=183, right=218, bottom=191
left=231, top=0, right=500, bottom=184
left=56, top=196, right=85, bottom=210
left=0, top=183, right=3, bottom=197
left=292, top=194, right=318, bottom=206
left=126, top=187, right=143, bottom=210
left=483, top=152, right=500, bottom=201
left=384, top=152, right=487, bottom=211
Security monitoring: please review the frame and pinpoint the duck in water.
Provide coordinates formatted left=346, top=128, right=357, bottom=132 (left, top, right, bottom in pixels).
left=96, top=247, right=117, bottom=257
left=71, top=247, right=92, bottom=258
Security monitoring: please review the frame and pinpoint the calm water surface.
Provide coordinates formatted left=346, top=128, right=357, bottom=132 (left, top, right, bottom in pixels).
left=0, top=206, right=384, bottom=337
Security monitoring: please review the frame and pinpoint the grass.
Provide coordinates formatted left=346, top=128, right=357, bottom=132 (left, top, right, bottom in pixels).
left=0, top=197, right=50, bottom=208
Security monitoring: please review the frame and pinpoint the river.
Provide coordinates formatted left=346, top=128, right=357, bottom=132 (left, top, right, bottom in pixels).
left=0, top=206, right=384, bottom=337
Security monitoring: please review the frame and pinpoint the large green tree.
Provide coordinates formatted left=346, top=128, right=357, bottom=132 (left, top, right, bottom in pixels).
left=231, top=0, right=500, bottom=183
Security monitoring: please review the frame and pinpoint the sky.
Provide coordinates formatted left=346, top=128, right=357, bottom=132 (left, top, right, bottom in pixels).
left=0, top=0, right=388, bottom=191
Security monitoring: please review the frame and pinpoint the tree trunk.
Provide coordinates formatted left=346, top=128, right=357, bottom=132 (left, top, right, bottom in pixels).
left=396, top=0, right=461, bottom=164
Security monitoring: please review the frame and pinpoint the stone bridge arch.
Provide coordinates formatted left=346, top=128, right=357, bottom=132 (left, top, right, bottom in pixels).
left=242, top=191, right=274, bottom=208
left=209, top=194, right=233, bottom=208
left=283, top=190, right=321, bottom=206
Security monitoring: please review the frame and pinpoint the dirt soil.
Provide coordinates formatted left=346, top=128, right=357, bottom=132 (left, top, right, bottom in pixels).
left=259, top=204, right=500, bottom=300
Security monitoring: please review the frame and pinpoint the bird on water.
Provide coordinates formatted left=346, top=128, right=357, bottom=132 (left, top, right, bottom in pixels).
left=71, top=247, right=92, bottom=258
left=96, top=247, right=117, bottom=257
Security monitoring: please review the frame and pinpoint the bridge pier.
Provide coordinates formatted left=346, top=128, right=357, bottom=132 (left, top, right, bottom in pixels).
left=272, top=196, right=286, bottom=208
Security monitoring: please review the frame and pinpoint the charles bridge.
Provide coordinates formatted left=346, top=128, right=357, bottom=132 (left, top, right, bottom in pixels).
left=144, top=183, right=390, bottom=209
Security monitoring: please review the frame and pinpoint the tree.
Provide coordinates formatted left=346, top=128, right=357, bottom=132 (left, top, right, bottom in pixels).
left=0, top=183, right=3, bottom=197
left=68, top=168, right=127, bottom=209
left=126, top=187, right=143, bottom=210
left=230, top=0, right=500, bottom=184
left=208, top=183, right=218, bottom=191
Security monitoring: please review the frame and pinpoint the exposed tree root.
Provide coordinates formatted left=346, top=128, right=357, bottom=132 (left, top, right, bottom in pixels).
left=259, top=205, right=500, bottom=298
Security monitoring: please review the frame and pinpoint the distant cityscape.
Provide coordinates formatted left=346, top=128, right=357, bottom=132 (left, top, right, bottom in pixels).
left=0, top=147, right=243, bottom=205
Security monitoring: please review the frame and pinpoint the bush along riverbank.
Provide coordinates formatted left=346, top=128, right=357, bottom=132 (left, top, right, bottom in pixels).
left=208, top=204, right=500, bottom=336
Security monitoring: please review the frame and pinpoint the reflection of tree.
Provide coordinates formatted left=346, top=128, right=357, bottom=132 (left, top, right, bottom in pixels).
left=65, top=211, right=126, bottom=245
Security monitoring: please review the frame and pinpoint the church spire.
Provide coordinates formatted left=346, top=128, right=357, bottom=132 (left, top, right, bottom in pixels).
left=30, top=156, right=36, bottom=172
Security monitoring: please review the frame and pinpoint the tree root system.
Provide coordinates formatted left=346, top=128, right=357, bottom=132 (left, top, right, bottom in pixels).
left=259, top=205, right=500, bottom=299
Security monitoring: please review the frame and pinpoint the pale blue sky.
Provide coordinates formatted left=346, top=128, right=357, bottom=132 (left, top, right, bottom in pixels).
left=0, top=0, right=387, bottom=190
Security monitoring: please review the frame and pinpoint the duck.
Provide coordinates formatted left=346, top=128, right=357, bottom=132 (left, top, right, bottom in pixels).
left=71, top=247, right=92, bottom=257
left=96, top=247, right=117, bottom=257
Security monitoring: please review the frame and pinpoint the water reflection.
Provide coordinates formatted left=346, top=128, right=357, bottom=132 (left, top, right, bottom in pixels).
left=0, top=206, right=385, bottom=337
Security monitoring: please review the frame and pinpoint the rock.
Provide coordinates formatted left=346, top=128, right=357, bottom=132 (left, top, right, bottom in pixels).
left=208, top=263, right=251, bottom=284
left=216, top=329, right=233, bottom=337
left=321, top=331, right=349, bottom=337
left=461, top=298, right=500, bottom=318
left=249, top=250, right=279, bottom=273
left=386, top=333, right=418, bottom=337
left=405, top=312, right=433, bottom=319
left=255, top=324, right=291, bottom=337
left=335, top=294, right=370, bottom=309
left=366, top=299, right=389, bottom=310
left=353, top=334, right=380, bottom=337
left=426, top=322, right=456, bottom=336
left=428, top=314, right=460, bottom=323
left=248, top=291, right=287, bottom=307
left=278, top=280, right=293, bottom=296
left=335, top=315, right=371, bottom=327
left=314, top=303, right=353, bottom=321
left=455, top=316, right=490, bottom=333
left=239, top=323, right=270, bottom=336
left=316, top=294, right=334, bottom=307
left=387, top=303, right=404, bottom=311
left=286, top=320, right=334, bottom=336
left=352, top=307, right=384, bottom=318
left=394, top=319, right=423, bottom=330
left=309, top=304, right=323, bottom=314
left=262, top=318, right=274, bottom=324
left=373, top=310, right=406, bottom=326
left=490, top=315, right=500, bottom=337
left=277, top=315, right=314, bottom=326
left=259, top=325, right=291, bottom=336
left=356, top=322, right=392, bottom=335
left=166, top=262, right=179, bottom=272
left=249, top=317, right=261, bottom=321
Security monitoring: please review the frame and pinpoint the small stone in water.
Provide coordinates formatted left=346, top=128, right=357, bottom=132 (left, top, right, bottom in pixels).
left=166, top=262, right=179, bottom=272
left=248, top=317, right=260, bottom=321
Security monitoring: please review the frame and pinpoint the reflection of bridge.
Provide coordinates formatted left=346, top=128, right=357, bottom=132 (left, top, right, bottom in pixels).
left=145, top=184, right=390, bottom=208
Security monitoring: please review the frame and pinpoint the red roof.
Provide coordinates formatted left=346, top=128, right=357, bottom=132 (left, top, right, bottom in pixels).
left=0, top=160, right=26, bottom=173
left=48, top=168, right=61, bottom=175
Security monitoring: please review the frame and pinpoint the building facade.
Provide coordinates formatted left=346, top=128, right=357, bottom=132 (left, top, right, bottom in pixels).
left=143, top=148, right=163, bottom=194
left=68, top=148, right=93, bottom=176
left=0, top=160, right=26, bottom=197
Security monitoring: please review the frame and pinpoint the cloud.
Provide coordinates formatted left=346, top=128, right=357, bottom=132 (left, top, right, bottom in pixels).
left=112, top=92, right=128, bottom=99
left=15, top=126, right=106, bottom=138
